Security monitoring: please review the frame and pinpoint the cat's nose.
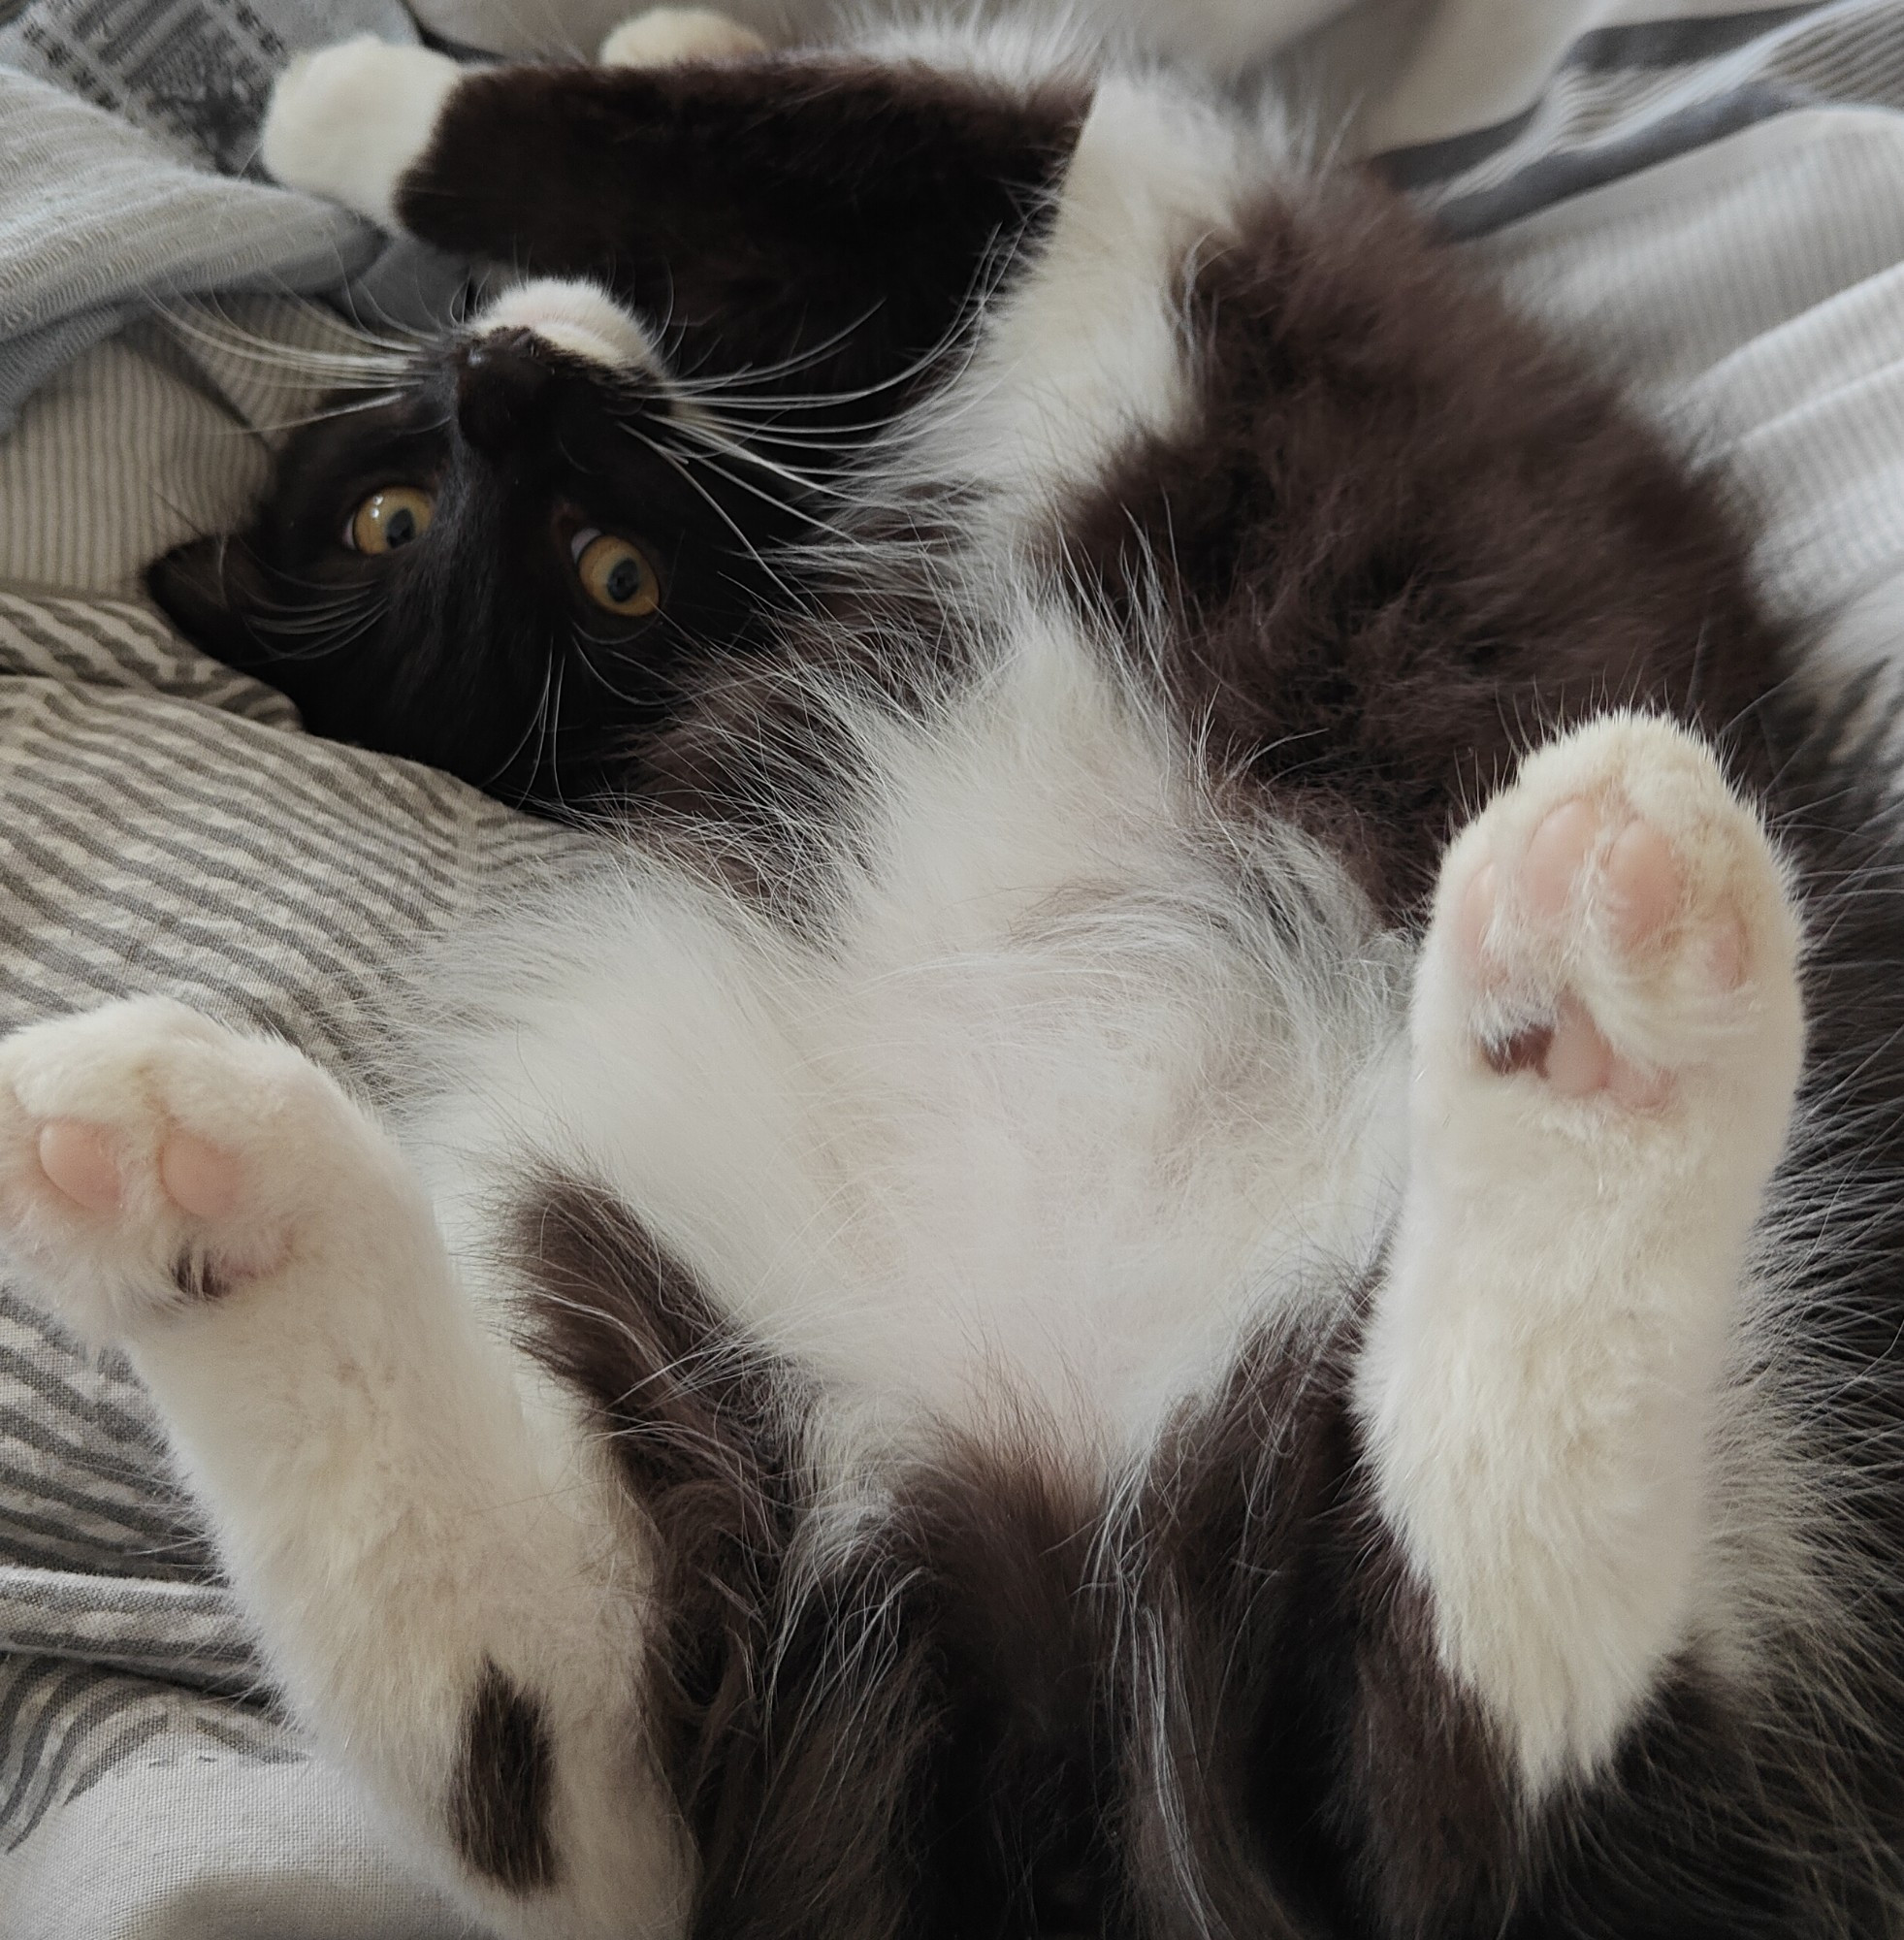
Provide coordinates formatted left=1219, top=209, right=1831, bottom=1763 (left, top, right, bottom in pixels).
left=455, top=330, right=555, bottom=458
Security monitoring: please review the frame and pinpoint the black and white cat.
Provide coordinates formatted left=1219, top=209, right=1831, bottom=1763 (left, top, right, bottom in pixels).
left=10, top=16, right=1904, bottom=1939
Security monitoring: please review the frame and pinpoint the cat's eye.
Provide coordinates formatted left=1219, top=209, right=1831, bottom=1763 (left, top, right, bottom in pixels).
left=571, top=529, right=662, bottom=617
left=346, top=487, right=436, bottom=555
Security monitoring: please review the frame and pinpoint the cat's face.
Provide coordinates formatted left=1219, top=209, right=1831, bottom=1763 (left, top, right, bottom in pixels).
left=149, top=280, right=806, bottom=813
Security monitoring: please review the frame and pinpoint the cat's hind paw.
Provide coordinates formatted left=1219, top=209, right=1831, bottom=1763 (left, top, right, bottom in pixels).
left=261, top=37, right=462, bottom=229
left=1368, top=714, right=1805, bottom=1787
left=0, top=999, right=388, bottom=1345
left=1419, top=713, right=1802, bottom=1149
left=598, top=7, right=767, bottom=66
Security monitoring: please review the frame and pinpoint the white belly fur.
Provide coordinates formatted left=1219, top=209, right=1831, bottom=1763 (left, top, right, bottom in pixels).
left=408, top=604, right=1412, bottom=1476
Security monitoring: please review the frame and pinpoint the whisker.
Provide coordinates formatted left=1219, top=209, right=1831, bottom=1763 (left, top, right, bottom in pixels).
left=241, top=388, right=415, bottom=435
left=157, top=301, right=422, bottom=390
left=622, top=429, right=804, bottom=603
left=663, top=301, right=888, bottom=395
left=643, top=432, right=866, bottom=545
left=662, top=418, right=862, bottom=504
left=482, top=645, right=558, bottom=791
left=238, top=585, right=394, bottom=662
left=565, top=630, right=659, bottom=710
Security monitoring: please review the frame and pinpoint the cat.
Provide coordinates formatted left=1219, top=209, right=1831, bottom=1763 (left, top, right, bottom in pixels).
left=10, top=16, right=1904, bottom=1940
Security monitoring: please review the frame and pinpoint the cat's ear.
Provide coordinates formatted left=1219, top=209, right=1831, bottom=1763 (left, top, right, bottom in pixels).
left=146, top=534, right=272, bottom=669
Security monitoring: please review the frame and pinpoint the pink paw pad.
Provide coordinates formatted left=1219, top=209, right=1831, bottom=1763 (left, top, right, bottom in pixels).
left=1463, top=794, right=1694, bottom=1109
left=1601, top=818, right=1682, bottom=949
left=159, top=1133, right=243, bottom=1219
left=36, top=1118, right=242, bottom=1220
left=1522, top=798, right=1597, bottom=919
left=38, top=1120, right=123, bottom=1212
left=1542, top=1001, right=1669, bottom=1110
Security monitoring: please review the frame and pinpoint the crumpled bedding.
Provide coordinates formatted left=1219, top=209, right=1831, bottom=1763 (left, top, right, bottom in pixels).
left=0, top=0, right=477, bottom=436
left=5, top=0, right=1904, bottom=1932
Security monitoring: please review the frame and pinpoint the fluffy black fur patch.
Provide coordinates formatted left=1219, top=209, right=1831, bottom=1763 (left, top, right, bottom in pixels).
left=453, top=1656, right=559, bottom=1892
left=1057, top=177, right=1785, bottom=922
left=397, top=55, right=1085, bottom=409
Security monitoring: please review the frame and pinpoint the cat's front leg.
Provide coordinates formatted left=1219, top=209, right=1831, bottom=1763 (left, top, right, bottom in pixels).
left=260, top=39, right=465, bottom=233
left=256, top=12, right=765, bottom=229
left=1356, top=714, right=1804, bottom=1791
left=258, top=31, right=1082, bottom=404
left=597, top=8, right=767, bottom=67
left=0, top=1000, right=686, bottom=1939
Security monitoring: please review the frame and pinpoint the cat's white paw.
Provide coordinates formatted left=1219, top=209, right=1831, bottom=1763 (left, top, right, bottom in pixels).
left=598, top=7, right=766, bottom=66
left=261, top=36, right=463, bottom=229
left=0, top=999, right=388, bottom=1344
left=1419, top=712, right=1802, bottom=1142
left=1366, top=717, right=1805, bottom=1784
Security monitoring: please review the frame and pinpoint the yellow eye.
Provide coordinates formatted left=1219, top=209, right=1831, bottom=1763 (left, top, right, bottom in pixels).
left=573, top=530, right=661, bottom=617
left=347, top=486, right=435, bottom=554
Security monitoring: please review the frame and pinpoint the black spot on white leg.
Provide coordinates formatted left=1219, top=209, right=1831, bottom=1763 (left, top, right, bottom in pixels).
left=453, top=1656, right=559, bottom=1892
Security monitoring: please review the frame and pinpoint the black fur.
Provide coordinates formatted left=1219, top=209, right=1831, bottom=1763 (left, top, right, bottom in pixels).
left=1059, top=182, right=1783, bottom=919
left=454, top=1657, right=559, bottom=1892
left=396, top=56, right=1086, bottom=408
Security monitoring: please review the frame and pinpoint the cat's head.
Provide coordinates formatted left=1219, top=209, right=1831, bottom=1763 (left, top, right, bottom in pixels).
left=148, top=278, right=811, bottom=814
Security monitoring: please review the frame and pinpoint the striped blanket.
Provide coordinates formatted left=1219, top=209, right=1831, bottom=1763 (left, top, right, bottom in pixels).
left=5, top=0, right=1904, bottom=1931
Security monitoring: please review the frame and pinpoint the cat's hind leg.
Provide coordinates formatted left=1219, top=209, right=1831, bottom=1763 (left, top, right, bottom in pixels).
left=0, top=999, right=685, bottom=1938
left=1356, top=714, right=1804, bottom=1791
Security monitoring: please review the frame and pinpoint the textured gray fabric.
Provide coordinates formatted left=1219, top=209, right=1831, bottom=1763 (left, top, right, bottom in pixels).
left=5, top=0, right=1904, bottom=1932
left=0, top=68, right=368, bottom=433
left=1377, top=0, right=1904, bottom=226
left=0, top=0, right=461, bottom=432
left=0, top=0, right=410, bottom=170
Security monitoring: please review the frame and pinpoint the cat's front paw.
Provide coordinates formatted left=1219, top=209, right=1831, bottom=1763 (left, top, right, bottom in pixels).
left=598, top=7, right=767, bottom=65
left=260, top=36, right=463, bottom=229
left=0, top=999, right=386, bottom=1344
left=1419, top=713, right=1802, bottom=1153
left=604, top=6, right=767, bottom=65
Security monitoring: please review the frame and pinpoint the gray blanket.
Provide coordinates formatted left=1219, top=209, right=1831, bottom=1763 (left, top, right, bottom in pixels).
left=0, top=0, right=463, bottom=433
left=6, top=0, right=1904, bottom=1932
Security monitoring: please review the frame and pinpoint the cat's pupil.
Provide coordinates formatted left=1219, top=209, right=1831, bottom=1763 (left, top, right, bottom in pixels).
left=606, top=557, right=642, bottom=604
left=385, top=507, right=418, bottom=548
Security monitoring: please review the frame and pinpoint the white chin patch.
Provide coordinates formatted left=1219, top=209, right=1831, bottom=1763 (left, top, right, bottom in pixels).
left=476, top=278, right=664, bottom=378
